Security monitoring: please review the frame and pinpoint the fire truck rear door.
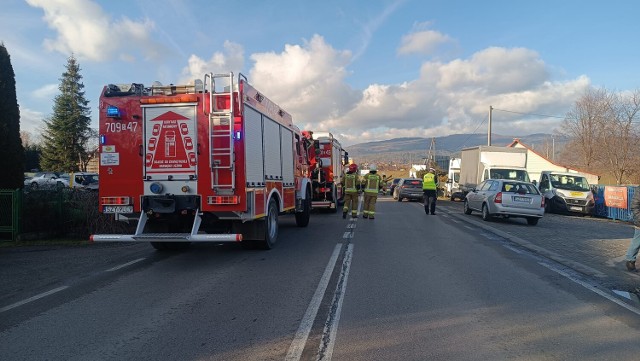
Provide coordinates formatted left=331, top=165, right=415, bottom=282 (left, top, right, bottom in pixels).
left=142, top=104, right=198, bottom=193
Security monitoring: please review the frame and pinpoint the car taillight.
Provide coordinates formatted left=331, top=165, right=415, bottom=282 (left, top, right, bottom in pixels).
left=494, top=192, right=503, bottom=203
left=541, top=197, right=545, bottom=208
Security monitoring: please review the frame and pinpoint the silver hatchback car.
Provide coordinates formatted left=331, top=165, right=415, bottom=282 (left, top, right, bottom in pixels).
left=463, top=179, right=545, bottom=225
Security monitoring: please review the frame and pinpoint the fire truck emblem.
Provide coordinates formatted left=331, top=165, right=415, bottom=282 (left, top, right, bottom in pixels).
left=146, top=111, right=196, bottom=173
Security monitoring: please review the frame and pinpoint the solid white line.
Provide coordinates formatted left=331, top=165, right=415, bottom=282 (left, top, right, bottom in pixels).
left=0, top=286, right=69, bottom=313
left=105, top=258, right=146, bottom=272
left=285, top=244, right=343, bottom=361
left=501, top=244, right=524, bottom=254
left=318, top=243, right=354, bottom=361
left=538, top=262, right=640, bottom=316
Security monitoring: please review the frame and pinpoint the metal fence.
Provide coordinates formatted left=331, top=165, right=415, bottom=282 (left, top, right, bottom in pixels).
left=1, top=187, right=133, bottom=242
left=592, top=185, right=636, bottom=222
left=0, top=189, right=22, bottom=241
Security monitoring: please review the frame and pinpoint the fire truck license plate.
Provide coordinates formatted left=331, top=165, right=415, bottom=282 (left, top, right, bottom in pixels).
left=103, top=206, right=133, bottom=213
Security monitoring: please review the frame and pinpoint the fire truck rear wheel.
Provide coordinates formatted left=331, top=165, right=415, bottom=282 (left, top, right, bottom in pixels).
left=295, top=188, right=311, bottom=227
left=261, top=199, right=279, bottom=250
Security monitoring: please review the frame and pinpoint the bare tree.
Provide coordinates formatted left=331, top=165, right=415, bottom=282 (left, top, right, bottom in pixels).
left=560, top=87, right=614, bottom=169
left=599, top=90, right=640, bottom=184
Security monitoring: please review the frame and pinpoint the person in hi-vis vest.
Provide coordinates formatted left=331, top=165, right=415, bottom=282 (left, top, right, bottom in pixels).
left=362, top=164, right=382, bottom=219
left=341, top=163, right=360, bottom=219
left=422, top=167, right=439, bottom=215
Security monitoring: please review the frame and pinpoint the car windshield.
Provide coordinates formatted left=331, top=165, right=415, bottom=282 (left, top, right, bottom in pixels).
left=549, top=174, right=590, bottom=191
left=489, top=169, right=530, bottom=182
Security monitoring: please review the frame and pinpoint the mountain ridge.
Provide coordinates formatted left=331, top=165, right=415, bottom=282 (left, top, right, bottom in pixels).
left=344, top=133, right=567, bottom=161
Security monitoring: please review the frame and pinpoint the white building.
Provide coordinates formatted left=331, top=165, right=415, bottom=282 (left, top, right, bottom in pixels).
left=507, top=139, right=599, bottom=185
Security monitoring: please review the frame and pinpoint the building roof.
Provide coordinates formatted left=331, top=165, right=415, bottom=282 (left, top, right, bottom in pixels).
left=506, top=139, right=599, bottom=177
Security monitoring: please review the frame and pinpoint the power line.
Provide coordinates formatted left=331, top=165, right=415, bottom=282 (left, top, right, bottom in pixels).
left=492, top=107, right=566, bottom=119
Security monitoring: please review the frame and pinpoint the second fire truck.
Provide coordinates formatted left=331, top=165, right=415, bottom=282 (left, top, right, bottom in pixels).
left=303, top=131, right=348, bottom=212
left=90, top=73, right=313, bottom=250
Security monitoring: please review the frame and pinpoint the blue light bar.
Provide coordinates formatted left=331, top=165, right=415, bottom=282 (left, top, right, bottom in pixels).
left=235, top=131, right=241, bottom=140
left=100, top=134, right=106, bottom=144
left=106, top=105, right=121, bottom=118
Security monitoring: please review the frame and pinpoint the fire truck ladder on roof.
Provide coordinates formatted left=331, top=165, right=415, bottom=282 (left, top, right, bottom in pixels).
left=204, top=72, right=237, bottom=194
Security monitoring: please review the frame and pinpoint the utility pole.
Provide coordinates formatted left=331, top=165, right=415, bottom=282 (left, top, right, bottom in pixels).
left=488, top=105, right=493, bottom=146
left=426, top=137, right=436, bottom=169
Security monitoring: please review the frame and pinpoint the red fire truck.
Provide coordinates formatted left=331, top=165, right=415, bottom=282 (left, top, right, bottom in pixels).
left=302, top=131, right=348, bottom=212
left=90, top=73, right=313, bottom=250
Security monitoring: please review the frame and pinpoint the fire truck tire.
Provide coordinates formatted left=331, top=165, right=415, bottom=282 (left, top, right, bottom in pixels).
left=261, top=199, right=279, bottom=249
left=295, top=188, right=311, bottom=227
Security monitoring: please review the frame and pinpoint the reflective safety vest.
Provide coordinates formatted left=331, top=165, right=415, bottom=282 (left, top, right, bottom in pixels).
left=423, top=173, right=437, bottom=190
left=344, top=173, right=359, bottom=193
left=363, top=173, right=381, bottom=194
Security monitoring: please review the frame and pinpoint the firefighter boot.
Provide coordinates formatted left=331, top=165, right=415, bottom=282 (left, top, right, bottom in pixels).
left=351, top=213, right=358, bottom=219
left=342, top=210, right=347, bottom=219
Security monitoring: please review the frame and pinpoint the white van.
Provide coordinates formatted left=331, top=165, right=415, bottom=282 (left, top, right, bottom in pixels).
left=537, top=171, right=594, bottom=215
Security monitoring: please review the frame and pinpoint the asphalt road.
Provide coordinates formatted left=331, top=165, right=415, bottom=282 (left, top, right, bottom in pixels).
left=2, top=195, right=640, bottom=360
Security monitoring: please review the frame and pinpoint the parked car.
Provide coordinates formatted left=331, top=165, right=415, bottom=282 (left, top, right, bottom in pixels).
left=24, top=172, right=69, bottom=189
left=389, top=178, right=402, bottom=195
left=393, top=178, right=424, bottom=202
left=463, top=179, right=544, bottom=225
left=71, top=172, right=99, bottom=191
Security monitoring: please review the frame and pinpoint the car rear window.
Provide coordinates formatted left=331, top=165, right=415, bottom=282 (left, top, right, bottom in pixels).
left=502, top=182, right=539, bottom=194
left=403, top=180, right=422, bottom=187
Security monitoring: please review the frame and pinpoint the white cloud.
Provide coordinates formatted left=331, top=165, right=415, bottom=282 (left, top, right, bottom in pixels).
left=180, top=37, right=587, bottom=148
left=398, top=29, right=454, bottom=55
left=180, top=41, right=245, bottom=83
left=289, top=46, right=587, bottom=146
left=248, top=35, right=360, bottom=131
left=32, top=84, right=58, bottom=99
left=19, top=107, right=46, bottom=137
left=26, top=0, right=163, bottom=61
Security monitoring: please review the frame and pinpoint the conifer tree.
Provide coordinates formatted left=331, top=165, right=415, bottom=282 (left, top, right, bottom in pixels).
left=0, top=43, right=24, bottom=189
left=40, top=55, right=91, bottom=172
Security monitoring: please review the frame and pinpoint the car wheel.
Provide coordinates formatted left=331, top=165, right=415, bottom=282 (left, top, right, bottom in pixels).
left=481, top=204, right=492, bottom=221
left=463, top=200, right=472, bottom=215
left=526, top=217, right=539, bottom=226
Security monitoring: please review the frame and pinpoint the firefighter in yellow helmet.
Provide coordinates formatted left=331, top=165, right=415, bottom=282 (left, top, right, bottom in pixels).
left=341, top=163, right=360, bottom=219
left=423, top=167, right=439, bottom=215
left=362, top=164, right=382, bottom=219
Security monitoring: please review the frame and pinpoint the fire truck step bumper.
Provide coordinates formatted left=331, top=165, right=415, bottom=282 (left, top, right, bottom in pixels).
left=312, top=201, right=335, bottom=208
left=90, top=233, right=242, bottom=242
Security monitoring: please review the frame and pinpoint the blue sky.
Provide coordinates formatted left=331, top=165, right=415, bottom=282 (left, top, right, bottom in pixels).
left=2, top=0, right=640, bottom=146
